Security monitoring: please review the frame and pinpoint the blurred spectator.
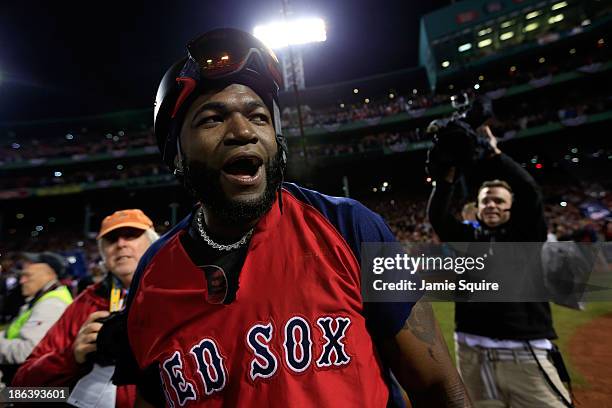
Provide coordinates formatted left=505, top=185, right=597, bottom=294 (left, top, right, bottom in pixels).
left=0, top=252, right=73, bottom=384
left=461, top=202, right=480, bottom=229
left=0, top=258, right=24, bottom=324
left=76, top=258, right=106, bottom=294
left=13, top=209, right=159, bottom=408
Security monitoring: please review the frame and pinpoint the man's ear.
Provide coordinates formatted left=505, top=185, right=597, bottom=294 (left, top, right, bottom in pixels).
left=44, top=265, right=58, bottom=281
left=98, top=259, right=108, bottom=274
left=174, top=153, right=184, bottom=176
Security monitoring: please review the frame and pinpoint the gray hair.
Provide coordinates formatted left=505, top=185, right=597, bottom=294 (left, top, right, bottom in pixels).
left=98, top=228, right=160, bottom=263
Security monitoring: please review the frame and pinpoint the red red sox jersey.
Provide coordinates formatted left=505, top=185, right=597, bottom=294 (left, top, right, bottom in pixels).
left=125, top=183, right=414, bottom=407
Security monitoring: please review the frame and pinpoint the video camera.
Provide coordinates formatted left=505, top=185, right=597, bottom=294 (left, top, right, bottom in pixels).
left=425, top=93, right=495, bottom=180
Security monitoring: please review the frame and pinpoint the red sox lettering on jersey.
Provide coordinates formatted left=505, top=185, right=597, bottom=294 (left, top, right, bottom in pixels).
left=161, top=315, right=352, bottom=403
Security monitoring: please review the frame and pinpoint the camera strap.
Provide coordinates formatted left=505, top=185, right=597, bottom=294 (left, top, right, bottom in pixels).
left=526, top=342, right=574, bottom=408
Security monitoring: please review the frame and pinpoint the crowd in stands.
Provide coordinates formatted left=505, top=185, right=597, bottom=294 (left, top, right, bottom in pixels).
left=1, top=45, right=609, bottom=166
left=281, top=43, right=611, bottom=131
left=544, top=183, right=612, bottom=242
left=366, top=182, right=611, bottom=244
left=281, top=92, right=450, bottom=130
left=0, top=128, right=155, bottom=164
left=474, top=36, right=611, bottom=94
left=289, top=92, right=612, bottom=159
left=1, top=90, right=609, bottom=191
left=3, top=163, right=170, bottom=190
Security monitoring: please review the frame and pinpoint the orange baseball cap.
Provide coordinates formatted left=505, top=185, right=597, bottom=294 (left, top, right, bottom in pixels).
left=97, top=209, right=154, bottom=239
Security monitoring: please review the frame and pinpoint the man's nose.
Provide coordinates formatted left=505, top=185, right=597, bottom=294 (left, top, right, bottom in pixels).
left=116, top=236, right=129, bottom=246
left=224, top=113, right=258, bottom=145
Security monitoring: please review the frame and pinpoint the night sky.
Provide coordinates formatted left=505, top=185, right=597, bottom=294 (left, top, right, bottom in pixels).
left=0, top=0, right=447, bottom=123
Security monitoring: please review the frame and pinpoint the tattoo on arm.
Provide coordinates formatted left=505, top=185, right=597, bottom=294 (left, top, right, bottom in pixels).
left=428, top=348, right=438, bottom=363
left=402, top=301, right=437, bottom=346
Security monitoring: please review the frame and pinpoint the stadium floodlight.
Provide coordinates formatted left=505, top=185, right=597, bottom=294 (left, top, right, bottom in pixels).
left=441, top=60, right=450, bottom=68
left=551, top=1, right=568, bottom=11
left=478, top=38, right=493, bottom=48
left=500, top=20, right=514, bottom=28
left=500, top=31, right=515, bottom=41
left=548, top=14, right=564, bottom=24
left=478, top=27, right=492, bottom=36
left=458, top=42, right=472, bottom=52
left=524, top=22, right=540, bottom=32
left=253, top=18, right=326, bottom=50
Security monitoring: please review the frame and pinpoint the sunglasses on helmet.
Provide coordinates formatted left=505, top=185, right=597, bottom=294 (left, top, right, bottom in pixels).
left=171, top=28, right=283, bottom=119
left=187, top=30, right=283, bottom=85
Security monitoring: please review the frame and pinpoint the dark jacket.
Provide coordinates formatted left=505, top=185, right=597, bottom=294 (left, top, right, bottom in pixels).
left=427, top=153, right=556, bottom=340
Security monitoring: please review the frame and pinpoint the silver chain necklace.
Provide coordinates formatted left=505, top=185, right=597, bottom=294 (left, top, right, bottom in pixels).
left=195, top=207, right=253, bottom=251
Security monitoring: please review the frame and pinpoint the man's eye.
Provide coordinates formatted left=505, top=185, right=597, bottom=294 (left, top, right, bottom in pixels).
left=196, top=115, right=222, bottom=127
left=250, top=114, right=269, bottom=124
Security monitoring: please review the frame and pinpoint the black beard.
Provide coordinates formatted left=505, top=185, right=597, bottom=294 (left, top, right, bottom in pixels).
left=183, top=153, right=282, bottom=227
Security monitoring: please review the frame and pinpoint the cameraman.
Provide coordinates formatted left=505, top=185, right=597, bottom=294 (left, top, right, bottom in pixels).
left=427, top=126, right=571, bottom=407
left=13, top=209, right=159, bottom=408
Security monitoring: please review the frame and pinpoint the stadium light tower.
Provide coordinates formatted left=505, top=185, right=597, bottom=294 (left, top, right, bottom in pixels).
left=254, top=17, right=326, bottom=90
left=254, top=9, right=326, bottom=165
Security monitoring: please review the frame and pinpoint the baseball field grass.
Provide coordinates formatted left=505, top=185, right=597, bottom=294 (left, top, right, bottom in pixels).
left=432, top=301, right=612, bottom=386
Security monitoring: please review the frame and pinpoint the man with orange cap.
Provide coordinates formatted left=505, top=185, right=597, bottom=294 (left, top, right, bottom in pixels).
left=13, top=209, right=159, bottom=408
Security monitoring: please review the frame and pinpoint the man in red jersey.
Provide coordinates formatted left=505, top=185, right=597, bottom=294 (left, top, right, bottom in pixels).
left=13, top=209, right=159, bottom=408
left=103, top=29, right=470, bottom=408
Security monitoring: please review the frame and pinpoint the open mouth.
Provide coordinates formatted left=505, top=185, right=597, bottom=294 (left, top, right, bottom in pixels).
left=221, top=155, right=264, bottom=188
left=222, top=156, right=263, bottom=177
